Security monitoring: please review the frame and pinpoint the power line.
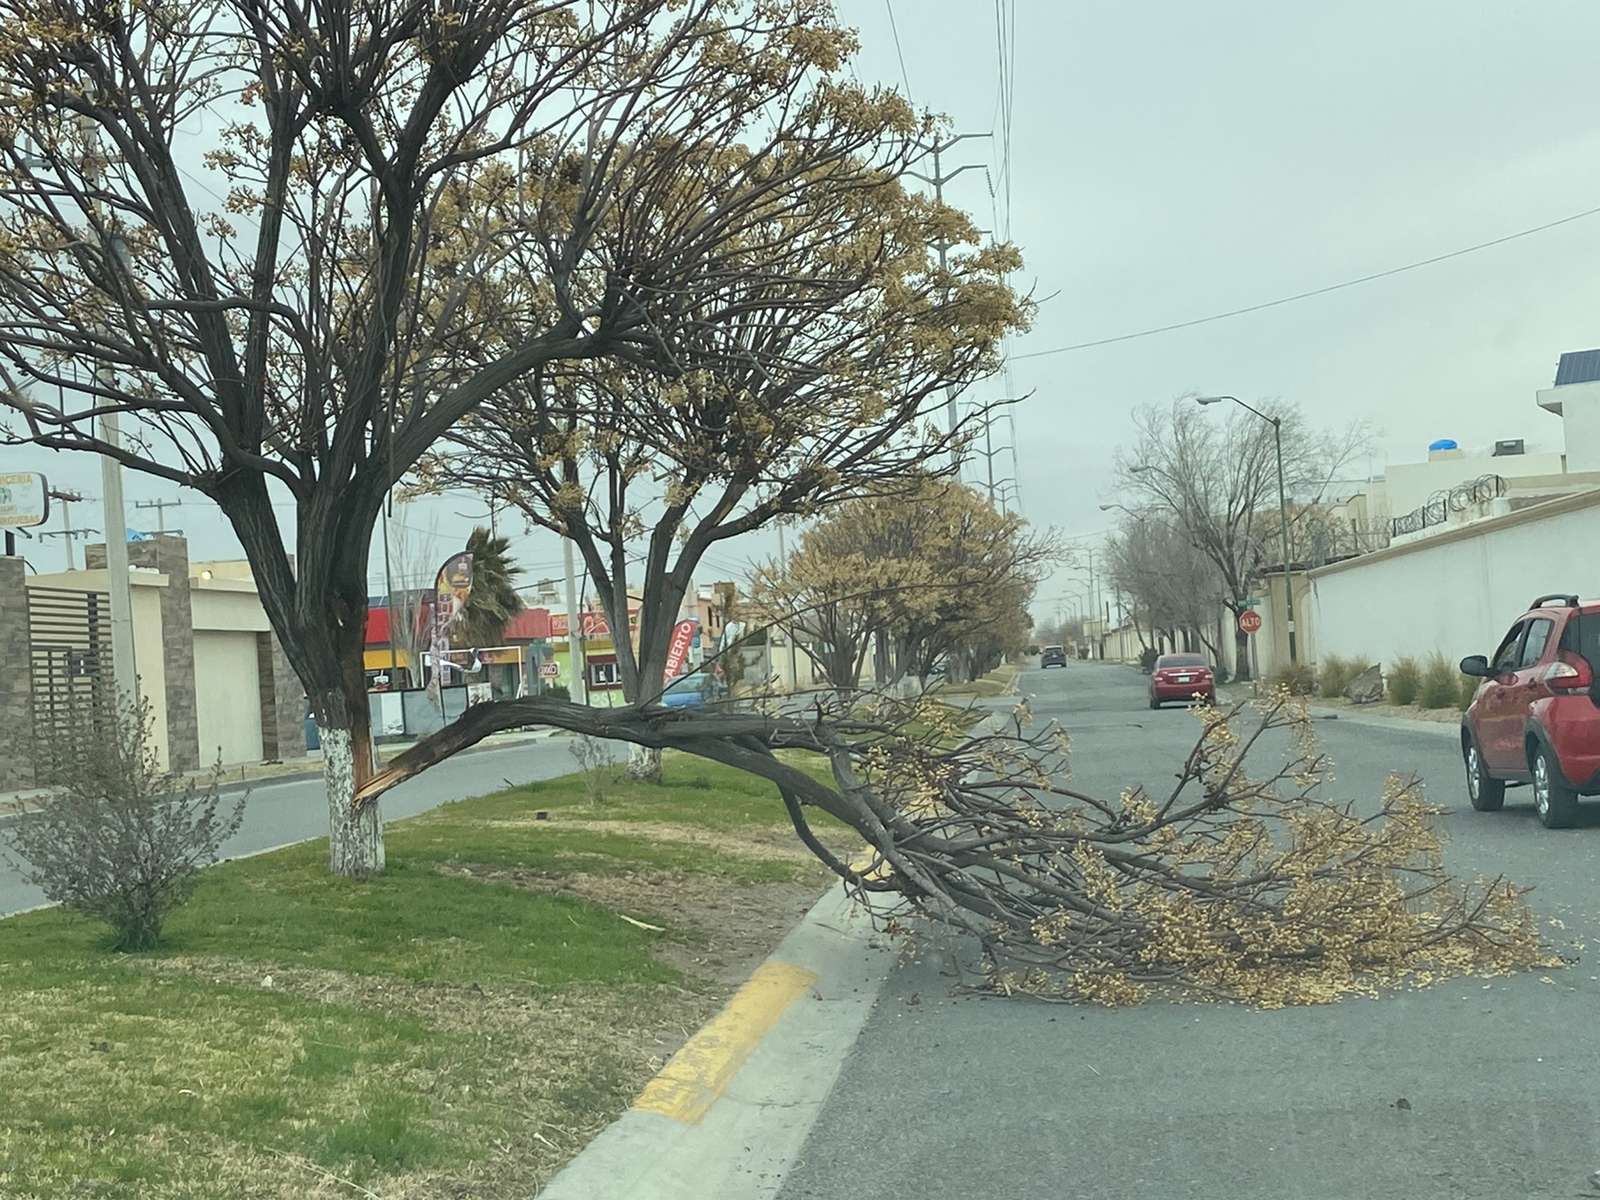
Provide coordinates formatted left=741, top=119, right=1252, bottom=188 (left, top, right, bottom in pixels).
left=884, top=0, right=914, bottom=101
left=1013, top=200, right=1600, bottom=361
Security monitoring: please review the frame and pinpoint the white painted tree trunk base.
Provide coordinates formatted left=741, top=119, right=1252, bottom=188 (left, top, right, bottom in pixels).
left=321, top=726, right=385, bottom=877
left=627, top=743, right=662, bottom=783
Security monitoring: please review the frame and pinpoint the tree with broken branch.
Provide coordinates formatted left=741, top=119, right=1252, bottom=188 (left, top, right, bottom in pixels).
left=358, top=685, right=1545, bottom=1005
left=0, top=0, right=925, bottom=873
left=425, top=138, right=1024, bottom=772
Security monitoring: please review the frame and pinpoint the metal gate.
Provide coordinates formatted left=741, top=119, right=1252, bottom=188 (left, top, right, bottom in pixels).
left=29, top=586, right=111, bottom=765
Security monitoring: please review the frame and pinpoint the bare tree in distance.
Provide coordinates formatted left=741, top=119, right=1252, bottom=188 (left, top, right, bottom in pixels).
left=383, top=502, right=441, bottom=690
left=0, top=0, right=938, bottom=874
left=1113, top=399, right=1367, bottom=680
left=1105, top=513, right=1227, bottom=661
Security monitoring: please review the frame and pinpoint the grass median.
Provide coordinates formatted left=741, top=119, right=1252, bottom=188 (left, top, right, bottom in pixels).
left=0, top=752, right=849, bottom=1199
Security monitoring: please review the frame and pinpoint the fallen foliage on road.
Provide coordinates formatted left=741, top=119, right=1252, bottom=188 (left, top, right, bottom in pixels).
left=365, top=689, right=1548, bottom=1007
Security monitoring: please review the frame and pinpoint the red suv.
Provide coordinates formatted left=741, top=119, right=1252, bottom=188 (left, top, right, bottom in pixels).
left=1460, top=593, right=1600, bottom=828
left=1148, top=654, right=1216, bottom=708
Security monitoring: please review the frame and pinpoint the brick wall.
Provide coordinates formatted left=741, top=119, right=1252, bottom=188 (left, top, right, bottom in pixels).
left=89, top=534, right=200, bottom=772
left=258, top=631, right=307, bottom=761
left=0, top=555, right=33, bottom=789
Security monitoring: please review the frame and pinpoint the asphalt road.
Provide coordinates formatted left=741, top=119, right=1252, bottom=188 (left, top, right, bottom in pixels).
left=776, top=660, right=1600, bottom=1200
left=0, top=734, right=608, bottom=917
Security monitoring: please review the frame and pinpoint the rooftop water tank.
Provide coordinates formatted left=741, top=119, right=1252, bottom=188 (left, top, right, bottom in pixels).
left=1428, top=438, right=1458, bottom=452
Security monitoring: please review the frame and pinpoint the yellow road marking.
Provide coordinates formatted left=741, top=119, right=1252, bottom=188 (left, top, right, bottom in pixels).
left=633, top=960, right=817, bottom=1124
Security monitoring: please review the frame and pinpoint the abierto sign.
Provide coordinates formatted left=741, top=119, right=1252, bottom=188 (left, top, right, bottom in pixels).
left=662, top=619, right=699, bottom=683
left=0, top=472, right=48, bottom=528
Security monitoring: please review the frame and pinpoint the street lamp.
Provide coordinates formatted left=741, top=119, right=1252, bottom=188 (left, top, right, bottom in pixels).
left=1195, top=394, right=1297, bottom=665
left=1098, top=502, right=1148, bottom=521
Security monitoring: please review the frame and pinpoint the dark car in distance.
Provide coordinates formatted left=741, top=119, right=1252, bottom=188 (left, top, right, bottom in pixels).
left=1148, top=654, right=1216, bottom=708
left=1040, top=645, right=1068, bottom=668
left=1460, top=592, right=1600, bottom=829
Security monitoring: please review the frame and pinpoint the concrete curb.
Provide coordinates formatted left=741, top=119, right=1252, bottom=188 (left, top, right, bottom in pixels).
left=536, top=882, right=894, bottom=1200
left=1304, top=703, right=1460, bottom=740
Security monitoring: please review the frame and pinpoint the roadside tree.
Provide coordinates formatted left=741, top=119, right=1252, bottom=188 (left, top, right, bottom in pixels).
left=427, top=163, right=1024, bottom=772
left=1113, top=399, right=1364, bottom=679
left=0, top=0, right=939, bottom=873
left=1104, top=514, right=1227, bottom=660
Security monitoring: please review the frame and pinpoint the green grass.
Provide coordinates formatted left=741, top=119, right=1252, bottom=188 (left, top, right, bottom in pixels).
left=0, top=754, right=832, bottom=1198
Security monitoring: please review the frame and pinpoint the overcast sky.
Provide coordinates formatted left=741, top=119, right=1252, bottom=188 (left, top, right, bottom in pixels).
left=850, top=0, right=1600, bottom=611
left=14, top=1, right=1600, bottom=612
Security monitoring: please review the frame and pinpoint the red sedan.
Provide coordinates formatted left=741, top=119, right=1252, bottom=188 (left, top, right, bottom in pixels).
left=1148, top=654, right=1216, bottom=708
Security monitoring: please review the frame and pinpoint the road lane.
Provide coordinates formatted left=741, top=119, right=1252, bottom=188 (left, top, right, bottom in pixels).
left=0, top=734, right=609, bottom=917
left=777, top=660, right=1600, bottom=1200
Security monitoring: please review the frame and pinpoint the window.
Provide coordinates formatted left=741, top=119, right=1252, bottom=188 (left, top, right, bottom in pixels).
left=1560, top=609, right=1600, bottom=668
left=589, top=660, right=621, bottom=688
left=1491, top=622, right=1525, bottom=673
left=1158, top=654, right=1208, bottom=668
left=1519, top=618, right=1555, bottom=669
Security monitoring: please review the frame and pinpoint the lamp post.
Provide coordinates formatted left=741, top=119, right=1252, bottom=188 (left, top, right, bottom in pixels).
left=1196, top=395, right=1296, bottom=666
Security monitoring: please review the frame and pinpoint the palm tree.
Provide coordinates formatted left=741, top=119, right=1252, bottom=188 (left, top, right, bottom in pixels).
left=455, top=527, right=524, bottom=647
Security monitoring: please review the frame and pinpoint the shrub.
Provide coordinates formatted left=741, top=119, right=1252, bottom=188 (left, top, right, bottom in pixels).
left=1387, top=657, right=1422, bottom=707
left=1419, top=653, right=1460, bottom=709
left=1270, top=664, right=1316, bottom=695
left=543, top=682, right=571, bottom=701
left=1138, top=646, right=1159, bottom=673
left=568, top=734, right=613, bottom=807
left=1317, top=655, right=1362, bottom=699
left=2, top=694, right=244, bottom=950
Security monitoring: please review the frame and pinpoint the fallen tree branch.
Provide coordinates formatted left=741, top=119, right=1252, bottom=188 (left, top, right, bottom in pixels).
left=356, top=690, right=1547, bottom=1006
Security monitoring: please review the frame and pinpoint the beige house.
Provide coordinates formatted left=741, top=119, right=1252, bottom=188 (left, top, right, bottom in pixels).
left=0, top=534, right=305, bottom=787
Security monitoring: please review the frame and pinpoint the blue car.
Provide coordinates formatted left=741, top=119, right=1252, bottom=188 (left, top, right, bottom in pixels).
left=659, top=674, right=723, bottom=710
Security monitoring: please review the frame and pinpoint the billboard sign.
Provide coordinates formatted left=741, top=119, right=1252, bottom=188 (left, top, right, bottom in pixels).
left=0, top=472, right=48, bottom=528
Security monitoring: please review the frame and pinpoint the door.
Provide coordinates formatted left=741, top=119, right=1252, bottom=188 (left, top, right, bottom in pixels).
left=1476, top=619, right=1528, bottom=771
left=1505, top=616, right=1559, bottom=757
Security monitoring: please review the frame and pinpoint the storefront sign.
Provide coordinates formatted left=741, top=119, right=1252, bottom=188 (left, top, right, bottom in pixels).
left=0, top=472, right=48, bottom=528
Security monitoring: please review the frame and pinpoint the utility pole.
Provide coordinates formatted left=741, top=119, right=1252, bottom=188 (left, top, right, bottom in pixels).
left=78, top=115, right=137, bottom=704
left=909, top=132, right=991, bottom=478
left=380, top=502, right=399, bottom=687
left=777, top=523, right=799, bottom=689
left=562, top=537, right=588, bottom=704
left=133, top=496, right=182, bottom=533
left=41, top=490, right=95, bottom=570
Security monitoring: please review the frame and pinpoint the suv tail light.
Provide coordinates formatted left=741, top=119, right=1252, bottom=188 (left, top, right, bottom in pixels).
left=1544, top=652, right=1594, bottom=691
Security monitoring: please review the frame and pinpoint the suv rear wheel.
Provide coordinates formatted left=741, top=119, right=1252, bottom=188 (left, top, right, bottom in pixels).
left=1463, top=736, right=1504, bottom=812
left=1532, top=743, right=1580, bottom=829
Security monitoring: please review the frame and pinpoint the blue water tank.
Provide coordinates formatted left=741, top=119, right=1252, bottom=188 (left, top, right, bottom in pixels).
left=1428, top=438, right=1458, bottom=452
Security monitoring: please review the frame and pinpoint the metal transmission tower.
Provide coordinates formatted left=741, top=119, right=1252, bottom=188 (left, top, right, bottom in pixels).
left=908, top=132, right=991, bottom=479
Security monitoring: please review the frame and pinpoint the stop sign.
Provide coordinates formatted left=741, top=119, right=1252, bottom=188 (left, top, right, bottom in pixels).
left=1238, top=609, right=1263, bottom=635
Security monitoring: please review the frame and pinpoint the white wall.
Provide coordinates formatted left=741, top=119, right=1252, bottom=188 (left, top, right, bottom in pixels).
left=194, top=630, right=264, bottom=765
left=1384, top=449, right=1565, bottom=517
left=190, top=583, right=273, bottom=631
left=1308, top=489, right=1600, bottom=671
